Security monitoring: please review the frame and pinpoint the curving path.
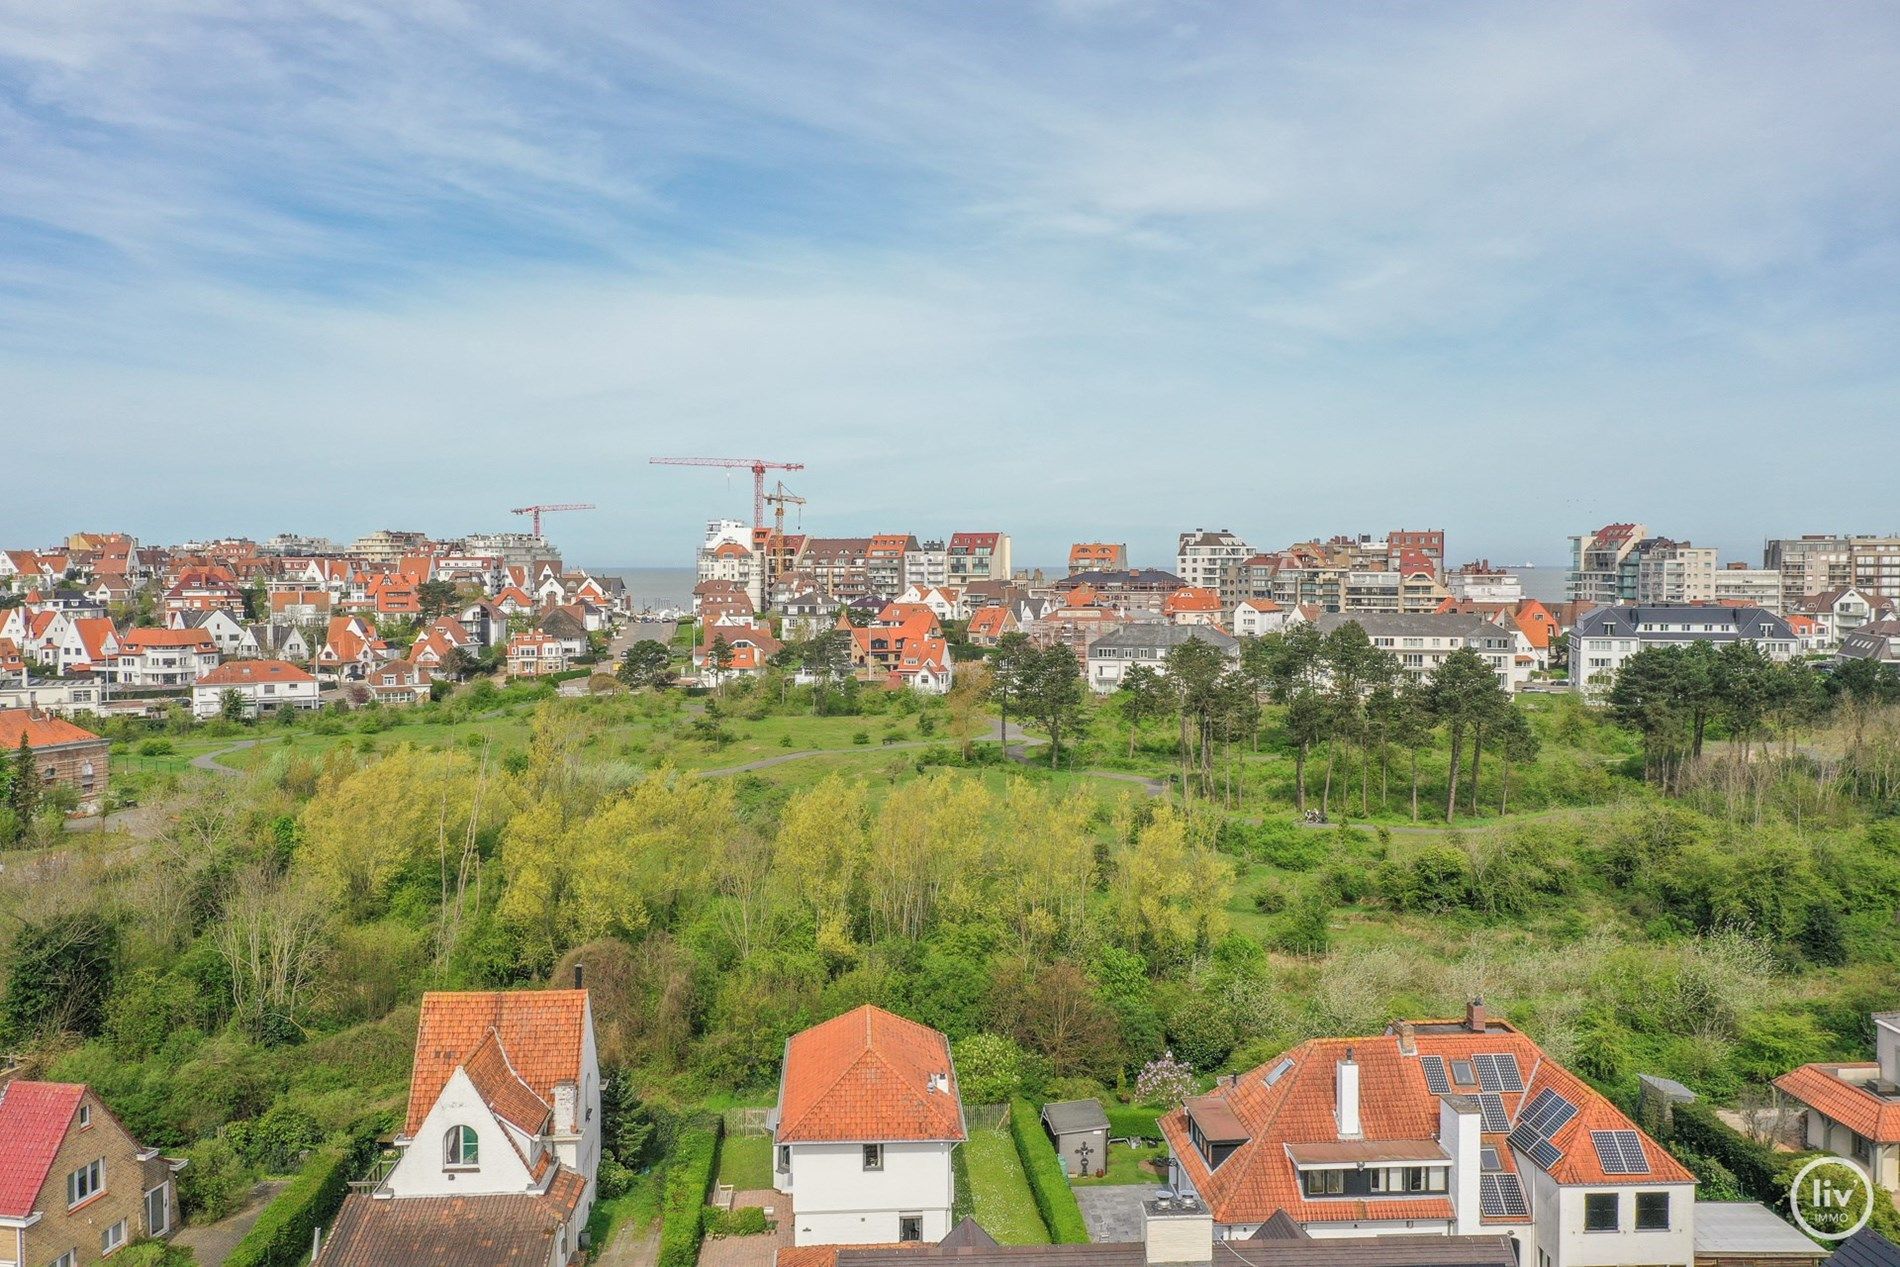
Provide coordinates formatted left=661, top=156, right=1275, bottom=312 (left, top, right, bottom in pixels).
left=190, top=739, right=262, bottom=775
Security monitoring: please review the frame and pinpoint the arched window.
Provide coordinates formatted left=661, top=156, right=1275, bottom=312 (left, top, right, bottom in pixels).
left=445, top=1125, right=479, bottom=1167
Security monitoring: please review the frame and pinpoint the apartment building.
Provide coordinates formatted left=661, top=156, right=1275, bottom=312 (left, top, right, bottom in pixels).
left=904, top=540, right=949, bottom=591
left=1711, top=564, right=1784, bottom=612
left=107, top=629, right=219, bottom=687
left=1567, top=524, right=1648, bottom=605
left=1069, top=542, right=1128, bottom=574
left=1312, top=613, right=1522, bottom=692
left=1630, top=540, right=1717, bottom=605
left=1447, top=562, right=1523, bottom=604
left=1177, top=530, right=1252, bottom=606
left=1163, top=1003, right=1696, bottom=1267
left=1569, top=605, right=1799, bottom=697
left=696, top=520, right=765, bottom=609
left=946, top=532, right=1010, bottom=586
left=866, top=534, right=918, bottom=595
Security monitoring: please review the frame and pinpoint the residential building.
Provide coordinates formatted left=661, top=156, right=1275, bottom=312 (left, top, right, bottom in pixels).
left=346, top=529, right=431, bottom=562
left=0, top=710, right=110, bottom=815
left=1711, top=565, right=1784, bottom=613
left=1387, top=530, right=1448, bottom=580
left=1232, top=599, right=1306, bottom=639
left=773, top=1005, right=965, bottom=1246
left=1088, top=623, right=1239, bottom=694
left=1839, top=621, right=1900, bottom=668
left=1069, top=542, right=1129, bottom=574
left=947, top=532, right=1011, bottom=587
left=508, top=632, right=572, bottom=677
left=1162, top=1001, right=1695, bottom=1266
left=316, top=615, right=386, bottom=681
left=698, top=520, right=765, bottom=610
left=1177, top=530, right=1252, bottom=606
left=803, top=538, right=874, bottom=601
left=1765, top=536, right=1856, bottom=610
left=1632, top=541, right=1718, bottom=606
left=364, top=660, right=435, bottom=705
left=696, top=623, right=783, bottom=682
left=1789, top=588, right=1896, bottom=650
left=1164, top=587, right=1224, bottom=627
left=1569, top=606, right=1799, bottom=697
left=315, top=986, right=599, bottom=1267
left=1312, top=613, right=1522, bottom=692
left=0, top=1079, right=185, bottom=1267
left=904, top=540, right=950, bottom=592
left=867, top=535, right=918, bottom=596
left=108, top=629, right=219, bottom=688
left=191, top=660, right=321, bottom=719
left=167, top=607, right=251, bottom=656
left=1447, top=563, right=1524, bottom=604
left=1055, top=569, right=1185, bottom=615
left=0, top=680, right=111, bottom=719
left=1773, top=1011, right=1900, bottom=1192
left=51, top=617, right=120, bottom=677
left=1568, top=524, right=1648, bottom=606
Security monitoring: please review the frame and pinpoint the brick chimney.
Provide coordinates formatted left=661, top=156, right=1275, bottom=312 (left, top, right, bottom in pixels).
left=1396, top=1021, right=1417, bottom=1057
left=1465, top=997, right=1486, bottom=1034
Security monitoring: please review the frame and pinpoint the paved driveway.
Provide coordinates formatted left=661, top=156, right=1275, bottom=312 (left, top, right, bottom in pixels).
left=1073, top=1186, right=1162, bottom=1244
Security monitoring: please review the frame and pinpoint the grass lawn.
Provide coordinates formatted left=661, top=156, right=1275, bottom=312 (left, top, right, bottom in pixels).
left=960, top=1125, right=1049, bottom=1245
left=586, top=1167, right=662, bottom=1252
left=1073, top=1141, right=1168, bottom=1186
left=716, top=1132, right=775, bottom=1191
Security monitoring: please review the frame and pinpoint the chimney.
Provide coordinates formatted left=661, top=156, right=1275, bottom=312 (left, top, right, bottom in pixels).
left=1441, top=1096, right=1482, bottom=1235
left=554, top=1080, right=579, bottom=1134
left=1876, top=1013, right=1900, bottom=1084
left=1336, top=1047, right=1361, bottom=1139
left=1465, top=997, right=1486, bottom=1033
left=573, top=962, right=585, bottom=991
left=1144, top=1194, right=1214, bottom=1265
left=1396, top=1022, right=1416, bottom=1057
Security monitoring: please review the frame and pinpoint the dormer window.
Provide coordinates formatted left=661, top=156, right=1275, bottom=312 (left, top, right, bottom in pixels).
left=445, top=1125, right=480, bottom=1168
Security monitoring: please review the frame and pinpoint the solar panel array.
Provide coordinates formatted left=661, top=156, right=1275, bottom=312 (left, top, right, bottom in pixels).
left=1591, top=1130, right=1648, bottom=1174
left=1420, top=1055, right=1450, bottom=1094
left=1474, top=1053, right=1525, bottom=1092
left=1479, top=1173, right=1529, bottom=1218
left=1477, top=1093, right=1510, bottom=1132
left=1519, top=1089, right=1578, bottom=1137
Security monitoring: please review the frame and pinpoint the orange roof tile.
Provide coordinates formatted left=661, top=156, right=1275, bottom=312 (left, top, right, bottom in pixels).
left=776, top=1005, right=965, bottom=1144
left=404, top=990, right=589, bottom=1137
left=1776, top=1064, right=1900, bottom=1142
left=0, top=709, right=103, bottom=749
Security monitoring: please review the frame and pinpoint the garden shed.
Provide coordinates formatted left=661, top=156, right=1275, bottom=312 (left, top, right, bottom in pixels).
left=1041, top=1098, right=1110, bottom=1178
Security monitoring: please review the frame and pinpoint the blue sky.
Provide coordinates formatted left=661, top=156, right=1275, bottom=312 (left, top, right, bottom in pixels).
left=3, top=2, right=1898, bottom=568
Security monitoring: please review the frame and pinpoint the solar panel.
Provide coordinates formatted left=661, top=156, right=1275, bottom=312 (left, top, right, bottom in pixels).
left=1474, top=1053, right=1524, bottom=1092
left=1519, top=1089, right=1578, bottom=1137
left=1479, top=1173, right=1529, bottom=1218
left=1420, top=1055, right=1450, bottom=1094
left=1526, top=1137, right=1562, bottom=1170
left=1591, top=1130, right=1648, bottom=1174
left=1477, top=1093, right=1510, bottom=1133
left=1481, top=1147, right=1502, bottom=1172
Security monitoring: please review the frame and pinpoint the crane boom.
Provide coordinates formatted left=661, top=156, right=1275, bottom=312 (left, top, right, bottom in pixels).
left=649, top=457, right=806, bottom=529
left=510, top=503, right=596, bottom=537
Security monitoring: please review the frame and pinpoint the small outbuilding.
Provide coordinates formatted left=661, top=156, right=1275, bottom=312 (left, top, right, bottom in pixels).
left=1692, top=1201, right=1828, bottom=1267
left=1041, top=1098, right=1110, bottom=1178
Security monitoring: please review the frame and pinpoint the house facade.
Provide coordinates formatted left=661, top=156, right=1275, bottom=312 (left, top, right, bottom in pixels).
left=0, top=710, right=110, bottom=816
left=1162, top=1003, right=1695, bottom=1267
left=190, top=660, right=321, bottom=719
left=773, top=1005, right=965, bottom=1247
left=1569, top=606, right=1799, bottom=697
left=1088, top=623, right=1239, bottom=694
left=1312, top=613, right=1524, bottom=692
left=0, top=1080, right=185, bottom=1267
left=1772, top=1011, right=1900, bottom=1192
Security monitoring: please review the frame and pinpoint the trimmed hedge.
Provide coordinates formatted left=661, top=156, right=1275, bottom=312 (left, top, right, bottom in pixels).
left=226, top=1128, right=377, bottom=1267
left=1007, top=1098, right=1088, bottom=1245
left=1659, top=1100, right=1784, bottom=1204
left=658, top=1121, right=722, bottom=1267
left=1106, top=1105, right=1163, bottom=1141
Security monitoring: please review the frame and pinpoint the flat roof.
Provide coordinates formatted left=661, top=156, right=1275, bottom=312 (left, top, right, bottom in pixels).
left=1186, top=1097, right=1250, bottom=1143
left=1692, top=1202, right=1827, bottom=1257
left=1287, top=1140, right=1449, bottom=1168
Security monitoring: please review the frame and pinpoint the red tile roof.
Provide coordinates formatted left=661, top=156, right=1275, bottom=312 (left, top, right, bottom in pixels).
left=404, top=990, right=589, bottom=1137
left=463, top=1029, right=554, bottom=1136
left=317, top=1166, right=586, bottom=1267
left=0, top=1080, right=85, bottom=1217
left=0, top=709, right=103, bottom=750
left=197, top=660, right=316, bottom=687
left=776, top=1005, right=966, bottom=1144
left=1162, top=1020, right=1690, bottom=1230
left=1775, top=1064, right=1900, bottom=1142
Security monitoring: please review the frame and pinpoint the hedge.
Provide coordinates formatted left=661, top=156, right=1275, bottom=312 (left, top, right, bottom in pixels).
left=1658, top=1100, right=1784, bottom=1204
left=658, top=1121, right=722, bottom=1267
left=1106, top=1105, right=1163, bottom=1141
left=1007, top=1098, right=1089, bottom=1244
left=226, top=1126, right=378, bottom=1267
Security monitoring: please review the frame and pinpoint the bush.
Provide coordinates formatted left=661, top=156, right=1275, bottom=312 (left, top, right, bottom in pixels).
left=1007, top=1098, right=1088, bottom=1244
left=223, top=1133, right=369, bottom=1267
left=702, top=1205, right=771, bottom=1237
left=1105, top=1105, right=1163, bottom=1140
left=1657, top=1100, right=1783, bottom=1205
left=658, top=1122, right=721, bottom=1267
left=953, top=1033, right=1030, bottom=1104
left=179, top=1136, right=252, bottom=1222
left=227, top=1102, right=323, bottom=1174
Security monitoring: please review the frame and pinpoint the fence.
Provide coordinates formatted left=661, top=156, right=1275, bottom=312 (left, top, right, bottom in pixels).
left=723, top=1107, right=772, bottom=1137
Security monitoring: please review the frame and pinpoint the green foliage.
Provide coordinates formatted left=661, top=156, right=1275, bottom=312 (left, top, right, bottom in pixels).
left=658, top=1123, right=721, bottom=1267
left=226, top=1102, right=323, bottom=1173
left=179, top=1135, right=252, bottom=1222
left=113, top=1243, right=199, bottom=1267
left=223, top=1135, right=369, bottom=1267
left=0, top=910, right=118, bottom=1044
left=1657, top=1100, right=1784, bottom=1204
left=1104, top=1105, right=1162, bottom=1140
left=1007, top=1098, right=1089, bottom=1244
left=954, top=1033, right=1034, bottom=1104
left=702, top=1205, right=772, bottom=1237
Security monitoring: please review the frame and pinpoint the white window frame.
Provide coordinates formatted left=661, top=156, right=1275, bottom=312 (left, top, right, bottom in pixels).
left=102, top=1218, right=128, bottom=1256
left=146, top=1181, right=172, bottom=1235
left=445, top=1124, right=481, bottom=1168
left=67, top=1158, right=104, bottom=1207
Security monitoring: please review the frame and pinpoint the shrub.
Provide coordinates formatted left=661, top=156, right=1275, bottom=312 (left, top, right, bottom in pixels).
left=223, top=1135, right=366, bottom=1267
left=178, top=1136, right=252, bottom=1222
left=1105, top=1105, right=1163, bottom=1140
left=1007, top=1098, right=1088, bottom=1244
left=702, top=1205, right=771, bottom=1237
left=953, top=1033, right=1031, bottom=1105
left=658, top=1122, right=721, bottom=1267
left=227, top=1103, right=323, bottom=1174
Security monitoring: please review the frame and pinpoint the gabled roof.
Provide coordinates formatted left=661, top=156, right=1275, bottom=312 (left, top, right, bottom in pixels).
left=196, top=660, right=316, bottom=687
left=317, top=1167, right=586, bottom=1267
left=463, top=1028, right=554, bottom=1136
left=776, top=1004, right=965, bottom=1144
left=0, top=709, right=103, bottom=749
left=0, top=1080, right=86, bottom=1217
left=1774, top=1063, right=1900, bottom=1142
left=404, top=990, right=589, bottom=1137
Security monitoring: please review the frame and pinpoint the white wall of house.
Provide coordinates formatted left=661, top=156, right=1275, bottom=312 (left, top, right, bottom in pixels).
left=1523, top=1165, right=1693, bottom=1267
left=783, top=1140, right=955, bottom=1246
left=190, top=678, right=321, bottom=719
left=388, top=1068, right=541, bottom=1198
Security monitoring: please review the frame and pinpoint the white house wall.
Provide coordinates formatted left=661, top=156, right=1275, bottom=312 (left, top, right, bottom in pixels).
left=787, top=1141, right=955, bottom=1246
left=388, top=1068, right=537, bottom=1198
